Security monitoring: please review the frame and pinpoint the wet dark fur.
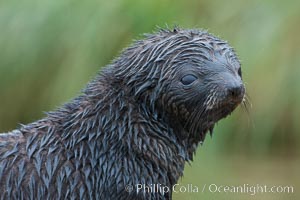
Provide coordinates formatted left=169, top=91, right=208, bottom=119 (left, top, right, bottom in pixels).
left=0, top=28, right=245, bottom=199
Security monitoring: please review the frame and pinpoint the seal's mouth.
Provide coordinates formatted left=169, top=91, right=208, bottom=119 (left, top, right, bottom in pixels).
left=184, top=101, right=239, bottom=140
left=209, top=85, right=245, bottom=119
left=179, top=77, right=246, bottom=143
left=194, top=88, right=245, bottom=138
left=209, top=102, right=239, bottom=122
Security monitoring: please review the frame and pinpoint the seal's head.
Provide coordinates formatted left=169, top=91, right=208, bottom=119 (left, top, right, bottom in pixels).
left=113, top=28, right=245, bottom=145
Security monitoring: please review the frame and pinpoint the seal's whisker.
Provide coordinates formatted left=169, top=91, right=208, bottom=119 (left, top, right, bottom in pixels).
left=241, top=92, right=251, bottom=114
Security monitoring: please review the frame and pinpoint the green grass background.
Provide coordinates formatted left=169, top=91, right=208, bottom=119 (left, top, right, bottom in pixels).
left=0, top=0, right=299, bottom=199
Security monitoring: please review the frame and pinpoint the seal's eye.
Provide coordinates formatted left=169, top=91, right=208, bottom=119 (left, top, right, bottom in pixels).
left=181, top=74, right=197, bottom=85
left=238, top=67, right=242, bottom=78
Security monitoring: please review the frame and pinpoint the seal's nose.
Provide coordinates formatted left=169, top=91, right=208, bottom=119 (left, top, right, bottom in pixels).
left=227, top=83, right=245, bottom=101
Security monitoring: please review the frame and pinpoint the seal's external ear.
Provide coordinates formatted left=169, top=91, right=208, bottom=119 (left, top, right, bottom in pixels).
left=238, top=67, right=242, bottom=78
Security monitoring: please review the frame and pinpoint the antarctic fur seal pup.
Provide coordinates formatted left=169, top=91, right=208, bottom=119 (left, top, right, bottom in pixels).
left=0, top=28, right=245, bottom=199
